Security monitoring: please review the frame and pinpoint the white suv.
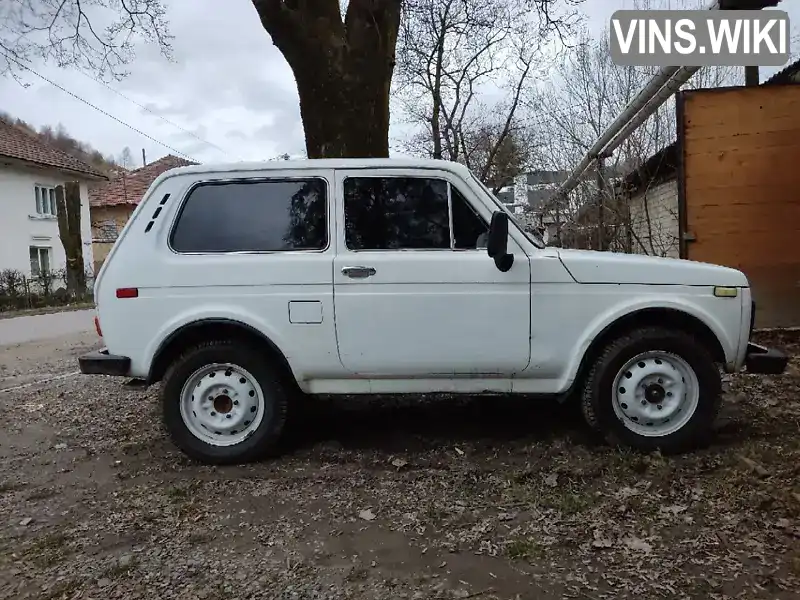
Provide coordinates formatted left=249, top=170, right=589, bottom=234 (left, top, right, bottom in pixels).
left=79, top=158, right=787, bottom=464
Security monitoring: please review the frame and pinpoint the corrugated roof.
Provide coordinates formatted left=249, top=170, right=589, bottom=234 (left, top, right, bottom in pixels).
left=764, top=58, right=800, bottom=85
left=0, top=118, right=108, bottom=179
left=89, top=154, right=197, bottom=207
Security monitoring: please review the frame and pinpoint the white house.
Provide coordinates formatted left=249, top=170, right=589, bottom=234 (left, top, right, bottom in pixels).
left=0, top=118, right=107, bottom=281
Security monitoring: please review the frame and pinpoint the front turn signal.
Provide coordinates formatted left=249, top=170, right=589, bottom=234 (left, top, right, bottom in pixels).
left=713, top=286, right=738, bottom=298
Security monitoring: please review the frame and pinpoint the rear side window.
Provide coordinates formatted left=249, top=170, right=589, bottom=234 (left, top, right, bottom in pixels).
left=170, top=178, right=328, bottom=253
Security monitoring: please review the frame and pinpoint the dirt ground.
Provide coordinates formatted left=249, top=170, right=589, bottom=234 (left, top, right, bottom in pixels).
left=0, top=330, right=798, bottom=600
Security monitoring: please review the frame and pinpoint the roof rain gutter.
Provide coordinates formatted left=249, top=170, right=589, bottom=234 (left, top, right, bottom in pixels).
left=548, top=0, right=737, bottom=201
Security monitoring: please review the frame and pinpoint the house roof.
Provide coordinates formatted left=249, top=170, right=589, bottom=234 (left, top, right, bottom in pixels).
left=89, top=154, right=197, bottom=207
left=621, top=60, right=800, bottom=196
left=619, top=143, right=679, bottom=196
left=0, top=118, right=108, bottom=179
left=764, top=57, right=800, bottom=85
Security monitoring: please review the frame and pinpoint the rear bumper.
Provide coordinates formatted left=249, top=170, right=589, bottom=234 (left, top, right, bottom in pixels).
left=78, top=348, right=131, bottom=377
left=745, top=342, right=788, bottom=375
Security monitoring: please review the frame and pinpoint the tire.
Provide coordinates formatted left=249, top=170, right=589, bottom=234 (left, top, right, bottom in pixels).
left=581, top=326, right=721, bottom=454
left=161, top=340, right=289, bottom=465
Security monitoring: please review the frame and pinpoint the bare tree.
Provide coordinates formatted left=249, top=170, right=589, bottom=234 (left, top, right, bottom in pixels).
left=395, top=0, right=581, bottom=187
left=466, top=124, right=539, bottom=193
left=251, top=1, right=581, bottom=160
left=526, top=0, right=742, bottom=252
left=0, top=0, right=172, bottom=80
left=119, top=146, right=135, bottom=170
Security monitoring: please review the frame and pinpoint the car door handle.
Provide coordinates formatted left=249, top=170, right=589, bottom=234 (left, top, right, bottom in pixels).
left=341, top=266, right=376, bottom=279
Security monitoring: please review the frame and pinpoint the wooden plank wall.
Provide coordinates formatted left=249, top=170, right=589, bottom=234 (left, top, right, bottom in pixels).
left=681, top=85, right=800, bottom=328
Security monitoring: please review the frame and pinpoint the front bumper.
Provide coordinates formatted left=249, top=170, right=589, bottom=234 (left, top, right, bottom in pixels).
left=78, top=348, right=131, bottom=377
left=745, top=342, right=788, bottom=375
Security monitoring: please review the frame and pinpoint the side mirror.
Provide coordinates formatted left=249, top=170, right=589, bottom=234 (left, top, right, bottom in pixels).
left=487, top=211, right=514, bottom=272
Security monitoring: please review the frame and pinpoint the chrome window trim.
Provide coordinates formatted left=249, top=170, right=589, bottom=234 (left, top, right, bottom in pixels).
left=166, top=174, right=333, bottom=256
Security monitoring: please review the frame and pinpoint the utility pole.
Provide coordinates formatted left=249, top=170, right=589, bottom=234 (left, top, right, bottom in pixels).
left=745, top=66, right=759, bottom=86
left=596, top=151, right=613, bottom=252
left=142, top=148, right=147, bottom=167
left=554, top=193, right=564, bottom=248
left=596, top=158, right=604, bottom=251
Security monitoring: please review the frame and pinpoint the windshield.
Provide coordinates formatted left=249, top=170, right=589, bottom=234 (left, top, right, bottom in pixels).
left=470, top=173, right=545, bottom=248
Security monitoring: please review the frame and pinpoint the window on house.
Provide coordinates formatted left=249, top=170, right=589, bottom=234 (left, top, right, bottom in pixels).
left=29, top=246, right=51, bottom=276
left=343, top=177, right=489, bottom=251
left=170, top=178, right=328, bottom=253
left=34, top=185, right=57, bottom=216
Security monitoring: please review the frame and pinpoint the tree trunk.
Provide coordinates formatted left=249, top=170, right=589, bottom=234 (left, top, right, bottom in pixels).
left=430, top=33, right=446, bottom=160
left=252, top=0, right=401, bottom=159
left=294, top=51, right=394, bottom=158
left=55, top=182, right=86, bottom=299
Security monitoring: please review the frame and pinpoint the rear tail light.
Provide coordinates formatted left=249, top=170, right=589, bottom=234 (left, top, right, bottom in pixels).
left=94, top=316, right=103, bottom=338
left=115, top=287, right=139, bottom=299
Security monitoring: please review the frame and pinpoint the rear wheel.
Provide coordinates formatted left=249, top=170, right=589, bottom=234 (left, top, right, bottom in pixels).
left=161, top=340, right=289, bottom=464
left=581, top=327, right=721, bottom=454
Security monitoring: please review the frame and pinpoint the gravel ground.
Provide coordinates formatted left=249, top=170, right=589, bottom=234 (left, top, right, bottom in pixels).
left=0, top=330, right=798, bottom=600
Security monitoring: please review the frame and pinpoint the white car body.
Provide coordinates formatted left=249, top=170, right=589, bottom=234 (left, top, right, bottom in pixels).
left=79, top=158, right=786, bottom=462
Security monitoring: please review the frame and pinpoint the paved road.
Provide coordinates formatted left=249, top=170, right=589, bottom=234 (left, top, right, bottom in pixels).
left=0, top=309, right=96, bottom=346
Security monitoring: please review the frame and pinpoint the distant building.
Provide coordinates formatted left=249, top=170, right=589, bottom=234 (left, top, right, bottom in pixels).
left=618, top=57, right=800, bottom=259
left=0, top=117, right=107, bottom=278
left=89, top=154, right=197, bottom=271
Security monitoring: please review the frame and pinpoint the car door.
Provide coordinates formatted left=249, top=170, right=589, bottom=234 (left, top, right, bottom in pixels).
left=332, top=168, right=532, bottom=377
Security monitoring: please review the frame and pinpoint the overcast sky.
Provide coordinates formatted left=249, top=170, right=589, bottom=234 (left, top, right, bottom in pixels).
left=0, top=0, right=797, bottom=167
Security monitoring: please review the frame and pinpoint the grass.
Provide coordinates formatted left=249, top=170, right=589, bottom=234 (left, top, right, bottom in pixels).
left=540, top=490, right=592, bottom=515
left=0, top=481, right=26, bottom=495
left=505, top=476, right=593, bottom=517
left=166, top=485, right=190, bottom=502
left=102, top=556, right=138, bottom=578
left=187, top=531, right=214, bottom=545
left=506, top=538, right=544, bottom=561
left=23, top=532, right=70, bottom=567
left=39, top=579, right=82, bottom=600
left=26, top=487, right=57, bottom=501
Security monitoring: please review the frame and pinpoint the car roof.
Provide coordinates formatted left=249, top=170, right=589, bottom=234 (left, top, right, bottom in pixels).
left=160, top=157, right=474, bottom=178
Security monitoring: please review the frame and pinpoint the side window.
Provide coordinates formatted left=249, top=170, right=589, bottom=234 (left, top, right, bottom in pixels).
left=344, top=177, right=450, bottom=250
left=451, top=186, right=489, bottom=249
left=170, top=178, right=327, bottom=253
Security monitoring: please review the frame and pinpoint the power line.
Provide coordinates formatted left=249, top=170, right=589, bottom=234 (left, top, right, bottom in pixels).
left=12, top=28, right=236, bottom=160
left=2, top=52, right=198, bottom=163
left=73, top=67, right=239, bottom=160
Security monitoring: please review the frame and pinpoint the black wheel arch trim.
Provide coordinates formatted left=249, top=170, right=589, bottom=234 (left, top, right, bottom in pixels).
left=572, top=307, right=726, bottom=388
left=147, top=318, right=294, bottom=385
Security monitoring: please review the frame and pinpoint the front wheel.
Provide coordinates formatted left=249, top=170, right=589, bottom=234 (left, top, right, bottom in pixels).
left=581, top=327, right=722, bottom=454
left=161, top=340, right=289, bottom=464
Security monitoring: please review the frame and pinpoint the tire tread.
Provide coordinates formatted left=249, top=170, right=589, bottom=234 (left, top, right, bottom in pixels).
left=580, top=326, right=722, bottom=454
left=161, top=339, right=289, bottom=465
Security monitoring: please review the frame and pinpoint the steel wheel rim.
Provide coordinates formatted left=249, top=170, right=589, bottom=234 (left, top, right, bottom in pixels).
left=611, top=351, right=699, bottom=437
left=179, top=363, right=266, bottom=447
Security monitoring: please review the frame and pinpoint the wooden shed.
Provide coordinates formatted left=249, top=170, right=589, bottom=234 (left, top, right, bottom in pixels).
left=676, top=80, right=800, bottom=328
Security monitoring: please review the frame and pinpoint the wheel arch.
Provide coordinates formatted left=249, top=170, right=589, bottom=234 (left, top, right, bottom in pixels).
left=147, top=318, right=298, bottom=391
left=573, top=307, right=726, bottom=391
